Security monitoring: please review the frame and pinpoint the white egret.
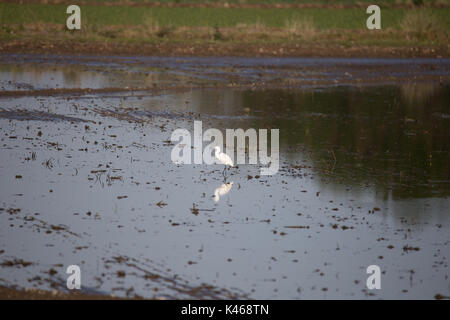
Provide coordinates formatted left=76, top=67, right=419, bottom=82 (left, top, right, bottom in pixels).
left=214, top=146, right=233, bottom=177
left=214, top=182, right=233, bottom=202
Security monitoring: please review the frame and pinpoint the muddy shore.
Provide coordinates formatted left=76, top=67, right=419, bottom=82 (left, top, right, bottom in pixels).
left=0, top=286, right=122, bottom=299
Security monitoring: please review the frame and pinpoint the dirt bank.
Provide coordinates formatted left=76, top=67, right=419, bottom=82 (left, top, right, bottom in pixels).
left=1, top=40, right=449, bottom=58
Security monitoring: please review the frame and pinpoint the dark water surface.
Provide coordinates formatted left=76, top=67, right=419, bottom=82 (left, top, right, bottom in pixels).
left=0, top=55, right=449, bottom=299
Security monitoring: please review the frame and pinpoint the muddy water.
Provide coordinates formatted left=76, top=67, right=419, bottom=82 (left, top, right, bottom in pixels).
left=0, top=55, right=449, bottom=299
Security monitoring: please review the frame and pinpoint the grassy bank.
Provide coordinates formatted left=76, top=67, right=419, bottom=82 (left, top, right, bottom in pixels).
left=0, top=2, right=449, bottom=56
left=2, top=3, right=450, bottom=29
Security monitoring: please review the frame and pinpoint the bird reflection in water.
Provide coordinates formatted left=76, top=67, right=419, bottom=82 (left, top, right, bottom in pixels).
left=214, top=182, right=233, bottom=202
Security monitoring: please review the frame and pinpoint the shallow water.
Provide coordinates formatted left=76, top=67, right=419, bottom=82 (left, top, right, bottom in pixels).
left=0, top=55, right=449, bottom=299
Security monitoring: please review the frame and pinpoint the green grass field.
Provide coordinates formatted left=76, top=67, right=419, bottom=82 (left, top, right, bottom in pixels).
left=0, top=3, right=449, bottom=29
left=45, top=0, right=450, bottom=4
left=0, top=2, right=449, bottom=52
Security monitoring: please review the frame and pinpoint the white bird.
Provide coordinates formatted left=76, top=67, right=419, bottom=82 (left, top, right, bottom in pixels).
left=214, top=182, right=233, bottom=202
left=214, top=146, right=233, bottom=177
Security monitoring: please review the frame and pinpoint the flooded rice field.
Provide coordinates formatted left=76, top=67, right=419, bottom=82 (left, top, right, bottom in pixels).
left=0, top=54, right=449, bottom=299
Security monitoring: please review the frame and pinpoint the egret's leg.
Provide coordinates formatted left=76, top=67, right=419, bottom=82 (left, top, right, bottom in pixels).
left=222, top=166, right=227, bottom=182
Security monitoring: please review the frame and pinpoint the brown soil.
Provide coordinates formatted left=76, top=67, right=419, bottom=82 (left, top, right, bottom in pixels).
left=0, top=286, right=123, bottom=300
left=1, top=40, right=448, bottom=58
